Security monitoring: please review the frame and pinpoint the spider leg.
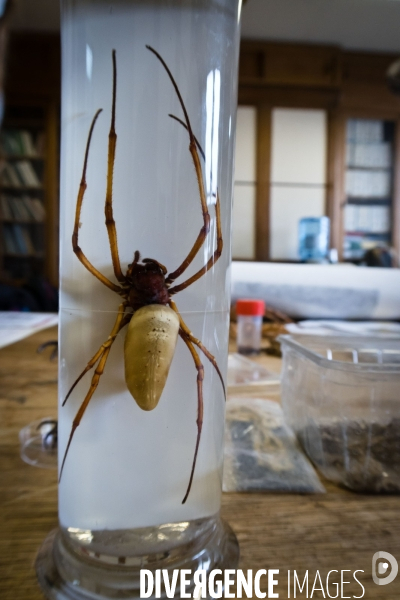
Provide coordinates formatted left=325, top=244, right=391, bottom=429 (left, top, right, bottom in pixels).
left=179, top=330, right=204, bottom=505
left=59, top=309, right=130, bottom=482
left=169, top=299, right=225, bottom=398
left=165, top=114, right=223, bottom=294
left=62, top=302, right=129, bottom=406
left=146, top=46, right=211, bottom=285
left=168, top=190, right=223, bottom=295
left=168, top=114, right=205, bottom=159
left=105, top=50, right=125, bottom=283
left=59, top=349, right=112, bottom=481
left=73, top=108, right=123, bottom=294
left=165, top=114, right=210, bottom=285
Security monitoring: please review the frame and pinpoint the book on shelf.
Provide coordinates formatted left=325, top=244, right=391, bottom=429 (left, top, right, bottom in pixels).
left=0, top=129, right=39, bottom=157
left=346, top=142, right=392, bottom=169
left=345, top=168, right=391, bottom=198
left=0, top=160, right=41, bottom=188
left=0, top=130, right=21, bottom=155
left=0, top=194, right=46, bottom=222
left=20, top=226, right=35, bottom=254
left=13, top=160, right=41, bottom=187
left=19, top=131, right=37, bottom=157
left=3, top=225, right=17, bottom=253
left=12, top=224, right=31, bottom=254
left=345, top=204, right=390, bottom=234
left=1, top=194, right=22, bottom=220
left=0, top=195, right=13, bottom=219
left=12, top=197, right=31, bottom=221
left=0, top=162, right=22, bottom=187
left=2, top=223, right=38, bottom=255
left=346, top=120, right=384, bottom=144
left=29, top=198, right=46, bottom=221
left=21, top=196, right=46, bottom=221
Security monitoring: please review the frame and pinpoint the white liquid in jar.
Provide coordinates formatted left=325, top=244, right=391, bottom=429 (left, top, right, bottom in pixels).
left=59, top=0, right=238, bottom=530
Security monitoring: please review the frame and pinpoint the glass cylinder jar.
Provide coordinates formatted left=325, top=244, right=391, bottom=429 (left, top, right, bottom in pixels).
left=36, top=1, right=242, bottom=598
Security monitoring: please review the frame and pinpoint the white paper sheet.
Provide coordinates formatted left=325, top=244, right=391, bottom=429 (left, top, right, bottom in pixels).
left=0, top=311, right=58, bottom=349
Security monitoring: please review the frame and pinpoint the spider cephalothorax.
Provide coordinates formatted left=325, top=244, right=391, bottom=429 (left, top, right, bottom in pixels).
left=125, top=253, right=170, bottom=309
left=60, top=46, right=225, bottom=504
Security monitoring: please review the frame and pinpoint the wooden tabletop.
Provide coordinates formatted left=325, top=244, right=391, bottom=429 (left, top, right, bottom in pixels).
left=1, top=327, right=399, bottom=599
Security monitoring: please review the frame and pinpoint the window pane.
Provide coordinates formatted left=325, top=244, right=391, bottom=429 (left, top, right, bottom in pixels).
left=232, top=183, right=256, bottom=259
left=232, top=106, right=257, bottom=259
left=270, top=108, right=327, bottom=185
left=235, top=106, right=257, bottom=182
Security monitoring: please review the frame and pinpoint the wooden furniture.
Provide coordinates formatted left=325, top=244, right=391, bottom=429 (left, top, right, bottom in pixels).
left=1, top=328, right=400, bottom=599
left=0, top=33, right=60, bottom=287
left=238, top=40, right=400, bottom=262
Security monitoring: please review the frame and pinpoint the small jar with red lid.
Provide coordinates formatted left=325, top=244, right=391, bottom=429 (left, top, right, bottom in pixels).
left=236, top=299, right=265, bottom=355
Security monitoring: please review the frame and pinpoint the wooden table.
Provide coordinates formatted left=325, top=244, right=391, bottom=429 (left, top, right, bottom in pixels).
left=1, top=327, right=399, bottom=599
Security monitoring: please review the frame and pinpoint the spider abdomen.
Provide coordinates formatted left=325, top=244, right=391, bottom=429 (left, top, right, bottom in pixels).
left=124, top=304, right=180, bottom=411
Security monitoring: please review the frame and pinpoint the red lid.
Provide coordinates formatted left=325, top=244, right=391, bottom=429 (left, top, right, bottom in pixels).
left=236, top=299, right=265, bottom=316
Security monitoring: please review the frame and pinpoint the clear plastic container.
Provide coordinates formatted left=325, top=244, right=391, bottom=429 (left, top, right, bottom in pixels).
left=236, top=299, right=265, bottom=354
left=227, top=352, right=280, bottom=392
left=280, top=334, right=400, bottom=493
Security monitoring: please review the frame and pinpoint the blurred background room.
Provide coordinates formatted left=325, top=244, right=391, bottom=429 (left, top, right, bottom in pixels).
left=1, top=0, right=400, bottom=318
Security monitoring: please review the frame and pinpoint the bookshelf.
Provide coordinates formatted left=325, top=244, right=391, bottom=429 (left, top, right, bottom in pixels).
left=0, top=108, right=49, bottom=282
left=0, top=31, right=61, bottom=287
left=343, top=118, right=395, bottom=260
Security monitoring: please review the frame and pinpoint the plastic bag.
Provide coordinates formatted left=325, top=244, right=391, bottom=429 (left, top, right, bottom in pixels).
left=223, top=397, right=325, bottom=493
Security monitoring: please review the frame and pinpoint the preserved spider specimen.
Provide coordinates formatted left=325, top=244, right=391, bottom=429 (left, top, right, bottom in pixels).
left=60, top=46, right=225, bottom=504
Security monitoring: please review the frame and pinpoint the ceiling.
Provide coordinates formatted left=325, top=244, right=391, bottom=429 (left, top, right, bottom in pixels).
left=8, top=0, right=400, bottom=54
left=240, top=0, right=400, bottom=53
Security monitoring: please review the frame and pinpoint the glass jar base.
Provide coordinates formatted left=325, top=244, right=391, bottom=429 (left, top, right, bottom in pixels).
left=35, top=520, right=239, bottom=599
left=237, top=347, right=260, bottom=356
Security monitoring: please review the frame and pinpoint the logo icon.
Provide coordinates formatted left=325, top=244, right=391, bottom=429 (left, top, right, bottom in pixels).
left=372, top=552, right=398, bottom=585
